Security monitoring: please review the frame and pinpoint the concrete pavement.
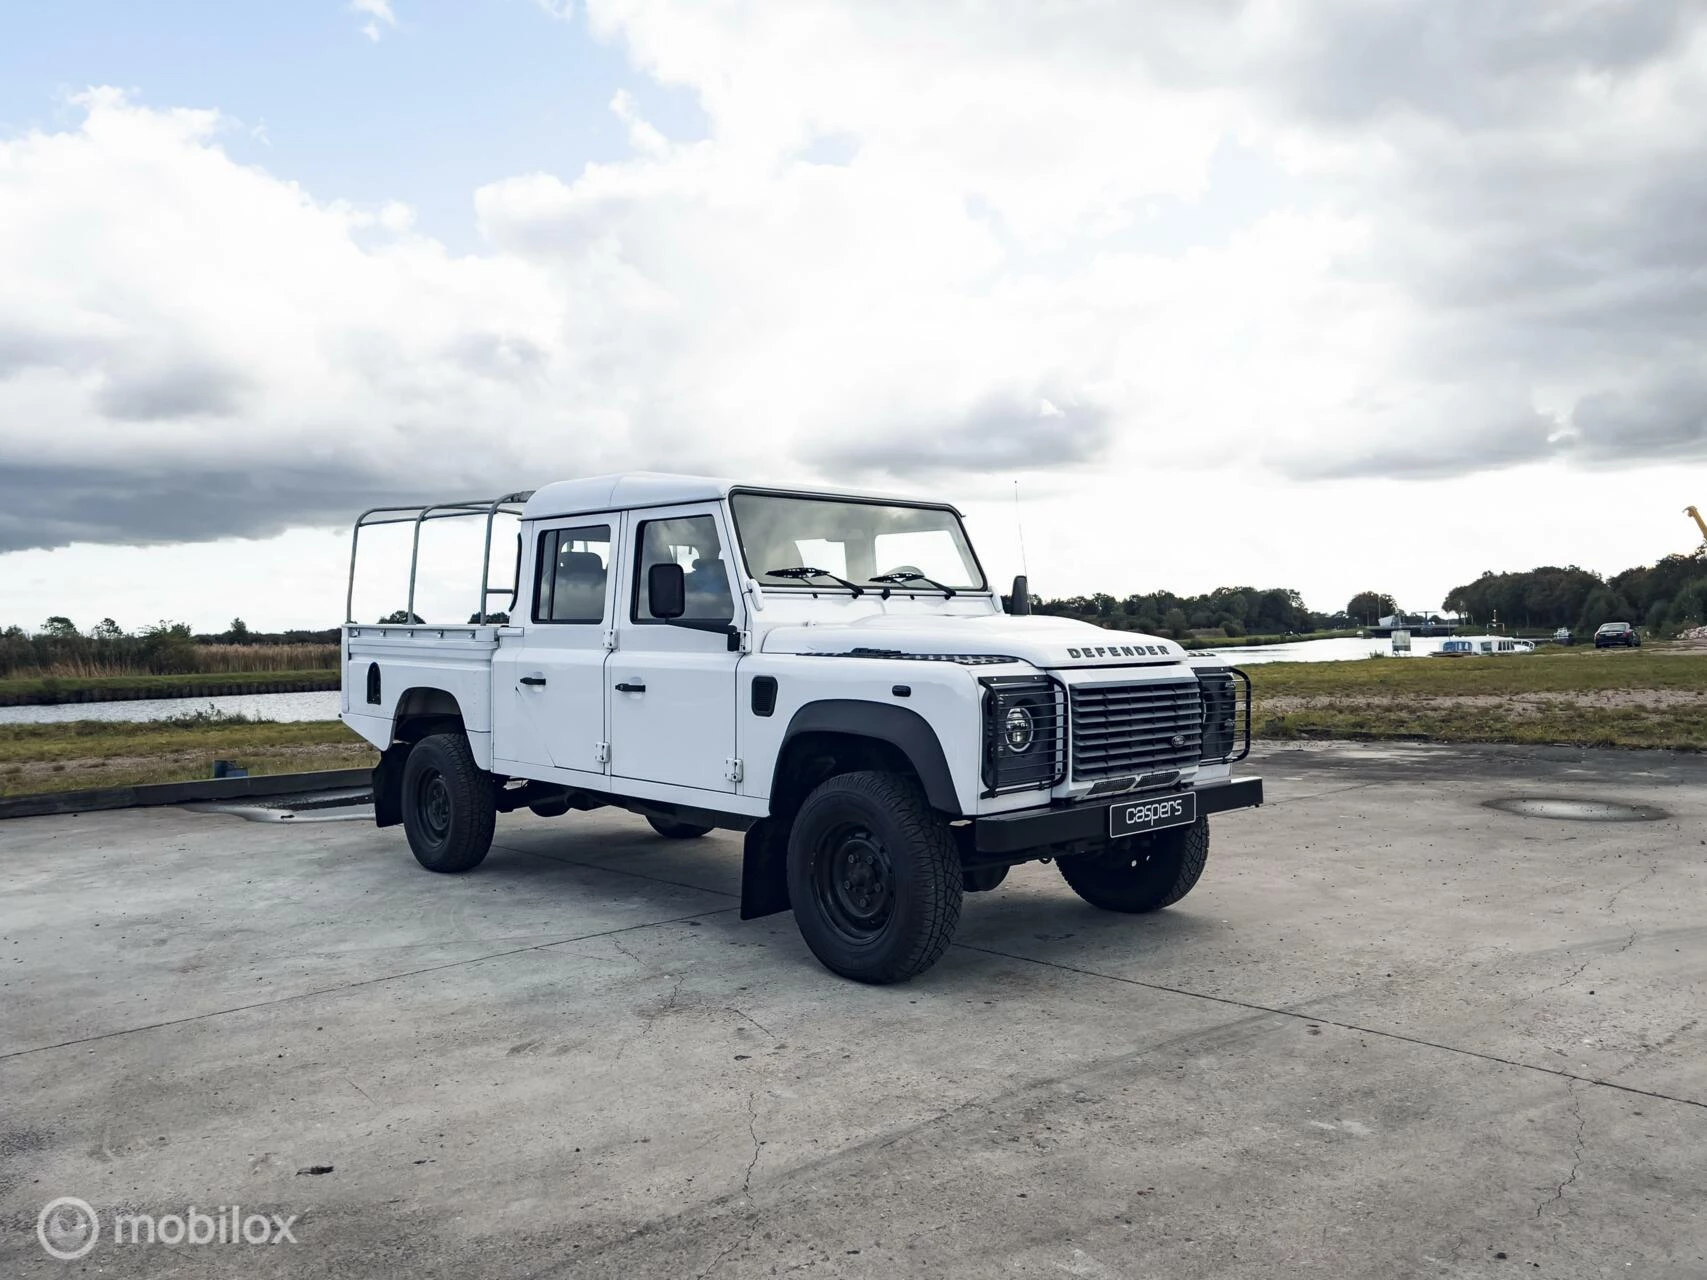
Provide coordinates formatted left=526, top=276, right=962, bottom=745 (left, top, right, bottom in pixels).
left=2, top=741, right=1703, bottom=1277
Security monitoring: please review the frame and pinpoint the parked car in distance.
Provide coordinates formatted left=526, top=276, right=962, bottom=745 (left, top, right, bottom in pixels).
left=1553, top=627, right=1573, bottom=645
left=1594, top=621, right=1641, bottom=649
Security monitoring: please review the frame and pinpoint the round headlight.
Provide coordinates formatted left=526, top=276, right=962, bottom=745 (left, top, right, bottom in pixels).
left=1003, top=704, right=1035, bottom=753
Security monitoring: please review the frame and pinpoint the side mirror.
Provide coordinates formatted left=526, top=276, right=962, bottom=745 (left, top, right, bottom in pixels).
left=1010, top=574, right=1031, bottom=616
left=648, top=562, right=686, bottom=619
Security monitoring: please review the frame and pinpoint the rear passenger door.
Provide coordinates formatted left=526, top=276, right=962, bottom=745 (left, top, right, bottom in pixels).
left=491, top=519, right=616, bottom=780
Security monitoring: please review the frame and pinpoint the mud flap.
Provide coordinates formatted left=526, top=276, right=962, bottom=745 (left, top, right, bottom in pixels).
left=740, top=819, right=791, bottom=919
left=373, top=743, right=410, bottom=828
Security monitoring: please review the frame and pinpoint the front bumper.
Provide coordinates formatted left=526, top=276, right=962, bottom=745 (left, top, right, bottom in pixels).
left=971, top=776, right=1264, bottom=856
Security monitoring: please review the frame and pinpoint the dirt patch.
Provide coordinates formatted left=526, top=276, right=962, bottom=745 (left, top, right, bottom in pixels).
left=1260, top=688, right=1707, bottom=717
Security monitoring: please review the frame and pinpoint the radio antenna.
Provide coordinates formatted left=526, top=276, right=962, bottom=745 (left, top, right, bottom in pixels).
left=1013, top=479, right=1030, bottom=577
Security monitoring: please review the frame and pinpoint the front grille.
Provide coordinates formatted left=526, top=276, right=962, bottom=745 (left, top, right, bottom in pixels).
left=1070, top=679, right=1202, bottom=780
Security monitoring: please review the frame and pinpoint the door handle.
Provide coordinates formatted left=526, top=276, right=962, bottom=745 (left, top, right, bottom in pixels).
left=519, top=675, right=547, bottom=687
left=614, top=681, right=646, bottom=693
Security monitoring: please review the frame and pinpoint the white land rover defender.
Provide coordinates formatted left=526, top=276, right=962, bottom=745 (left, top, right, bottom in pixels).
left=341, top=474, right=1262, bottom=983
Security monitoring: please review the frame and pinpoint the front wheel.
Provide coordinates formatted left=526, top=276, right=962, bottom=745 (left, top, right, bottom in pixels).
left=786, top=771, right=962, bottom=984
left=401, top=733, right=496, bottom=873
left=1058, top=817, right=1209, bottom=913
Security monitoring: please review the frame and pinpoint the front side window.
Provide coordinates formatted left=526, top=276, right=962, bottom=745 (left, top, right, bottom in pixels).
left=634, top=515, right=735, bottom=624
left=729, top=493, right=986, bottom=592
left=533, top=525, right=611, bottom=624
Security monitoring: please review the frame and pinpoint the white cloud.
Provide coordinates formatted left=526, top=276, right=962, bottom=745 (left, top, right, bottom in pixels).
left=351, top=0, right=396, bottom=42
left=4, top=3, right=1707, bottom=626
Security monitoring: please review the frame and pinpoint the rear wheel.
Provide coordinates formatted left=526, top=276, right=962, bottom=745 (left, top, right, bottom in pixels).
left=647, top=815, right=714, bottom=840
left=786, top=771, right=961, bottom=984
left=401, top=733, right=495, bottom=874
left=1058, top=817, right=1209, bottom=913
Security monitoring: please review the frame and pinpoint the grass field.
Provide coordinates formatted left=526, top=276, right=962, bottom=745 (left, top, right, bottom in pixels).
left=1247, top=646, right=1707, bottom=750
left=8, top=643, right=340, bottom=680
left=2, top=646, right=1701, bottom=799
left=0, top=715, right=373, bottom=797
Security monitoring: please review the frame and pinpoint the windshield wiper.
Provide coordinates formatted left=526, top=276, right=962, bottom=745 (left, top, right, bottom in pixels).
left=870, top=570, right=956, bottom=599
left=765, top=566, right=865, bottom=597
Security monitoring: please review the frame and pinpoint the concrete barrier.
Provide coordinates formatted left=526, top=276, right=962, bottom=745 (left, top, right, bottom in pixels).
left=0, top=769, right=373, bottom=820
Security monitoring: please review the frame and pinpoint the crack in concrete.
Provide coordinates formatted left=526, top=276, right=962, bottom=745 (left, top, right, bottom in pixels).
left=0, top=906, right=738, bottom=1062
left=953, top=942, right=1707, bottom=1112
left=1605, top=861, right=1661, bottom=914
left=1537, top=1083, right=1587, bottom=1218
left=695, top=1215, right=760, bottom=1280
left=725, top=1006, right=777, bottom=1040
left=742, top=1090, right=763, bottom=1193
left=690, top=1093, right=768, bottom=1280
left=1505, top=929, right=1638, bottom=1012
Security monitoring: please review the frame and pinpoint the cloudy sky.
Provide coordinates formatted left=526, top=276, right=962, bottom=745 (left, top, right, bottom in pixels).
left=3, top=0, right=1706, bottom=632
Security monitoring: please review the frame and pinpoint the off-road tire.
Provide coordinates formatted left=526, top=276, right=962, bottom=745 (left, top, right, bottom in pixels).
left=647, top=816, right=714, bottom=840
left=401, top=733, right=496, bottom=874
left=1058, top=817, right=1209, bottom=913
left=786, top=770, right=962, bottom=984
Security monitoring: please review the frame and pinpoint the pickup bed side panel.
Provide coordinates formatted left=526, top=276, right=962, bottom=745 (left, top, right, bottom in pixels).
left=341, top=626, right=502, bottom=770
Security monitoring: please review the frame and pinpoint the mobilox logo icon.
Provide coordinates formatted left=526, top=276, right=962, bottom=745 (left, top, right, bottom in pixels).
left=37, top=1197, right=99, bottom=1260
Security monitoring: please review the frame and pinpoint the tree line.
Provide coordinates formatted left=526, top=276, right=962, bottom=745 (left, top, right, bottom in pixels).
left=1443, top=553, right=1707, bottom=633
left=1033, top=586, right=1337, bottom=638
left=1034, top=550, right=1707, bottom=640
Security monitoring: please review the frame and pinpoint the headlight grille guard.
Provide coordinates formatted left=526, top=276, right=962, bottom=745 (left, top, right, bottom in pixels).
left=979, top=674, right=1067, bottom=797
left=1196, top=666, right=1253, bottom=764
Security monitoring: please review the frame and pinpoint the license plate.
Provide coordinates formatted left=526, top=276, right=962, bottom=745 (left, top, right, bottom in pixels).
left=1109, top=791, right=1197, bottom=839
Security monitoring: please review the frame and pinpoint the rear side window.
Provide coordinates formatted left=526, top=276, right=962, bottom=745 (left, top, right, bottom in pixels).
left=533, top=525, right=611, bottom=624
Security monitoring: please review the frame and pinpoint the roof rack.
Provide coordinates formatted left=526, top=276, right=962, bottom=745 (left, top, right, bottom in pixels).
left=345, top=493, right=535, bottom=625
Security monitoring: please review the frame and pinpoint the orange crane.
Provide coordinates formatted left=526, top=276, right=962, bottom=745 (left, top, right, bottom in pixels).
left=1689, top=505, right=1707, bottom=548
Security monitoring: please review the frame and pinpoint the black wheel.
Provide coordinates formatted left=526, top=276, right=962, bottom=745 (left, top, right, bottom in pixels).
left=1058, top=817, right=1209, bottom=913
left=647, top=815, right=714, bottom=840
left=401, top=733, right=496, bottom=873
left=786, top=771, right=961, bottom=983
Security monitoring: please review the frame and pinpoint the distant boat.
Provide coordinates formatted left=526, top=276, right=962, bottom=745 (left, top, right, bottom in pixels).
left=1433, top=636, right=1535, bottom=657
left=1369, top=615, right=1457, bottom=637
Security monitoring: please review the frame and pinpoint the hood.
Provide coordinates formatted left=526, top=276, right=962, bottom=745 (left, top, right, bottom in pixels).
left=760, top=613, right=1188, bottom=669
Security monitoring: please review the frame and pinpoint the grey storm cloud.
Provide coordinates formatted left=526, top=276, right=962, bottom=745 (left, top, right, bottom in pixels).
left=1244, top=1, right=1707, bottom=483
left=95, top=359, right=254, bottom=421
left=1571, top=366, right=1707, bottom=461
left=1261, top=0, right=1693, bottom=128
left=0, top=461, right=477, bottom=554
left=1274, top=400, right=1561, bottom=483
left=812, top=391, right=1112, bottom=479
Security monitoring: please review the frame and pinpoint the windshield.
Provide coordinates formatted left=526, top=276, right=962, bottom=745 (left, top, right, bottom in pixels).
left=729, top=492, right=987, bottom=592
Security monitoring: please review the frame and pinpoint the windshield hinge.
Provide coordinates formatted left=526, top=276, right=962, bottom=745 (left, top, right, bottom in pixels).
left=724, top=757, right=744, bottom=783
left=602, top=629, right=618, bottom=652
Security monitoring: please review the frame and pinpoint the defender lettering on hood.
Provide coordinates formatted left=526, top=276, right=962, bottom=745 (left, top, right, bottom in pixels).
left=1066, top=644, right=1170, bottom=659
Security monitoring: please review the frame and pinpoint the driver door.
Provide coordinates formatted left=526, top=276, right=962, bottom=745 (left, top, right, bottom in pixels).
left=607, top=505, right=743, bottom=794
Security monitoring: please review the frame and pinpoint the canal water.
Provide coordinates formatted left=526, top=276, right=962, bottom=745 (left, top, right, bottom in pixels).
left=1, top=635, right=1476, bottom=724
left=0, top=690, right=342, bottom=725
